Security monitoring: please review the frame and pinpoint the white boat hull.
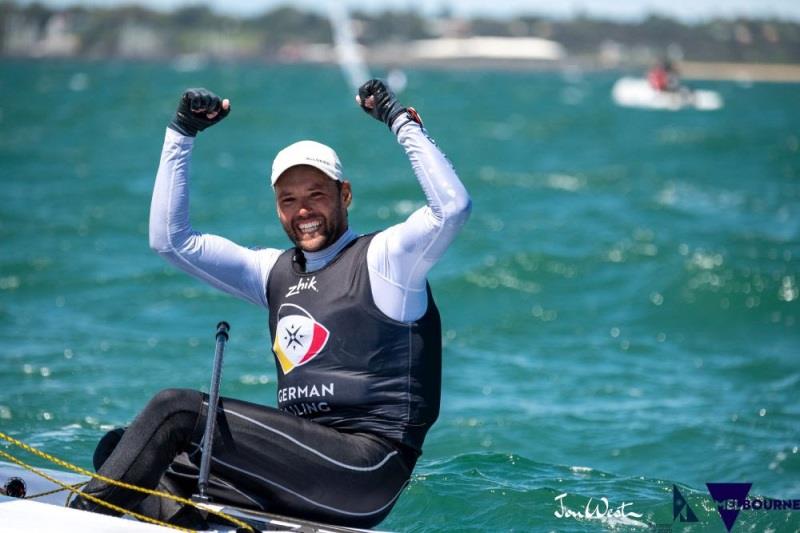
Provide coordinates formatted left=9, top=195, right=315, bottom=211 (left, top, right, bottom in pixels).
left=1, top=496, right=174, bottom=533
left=1, top=460, right=381, bottom=532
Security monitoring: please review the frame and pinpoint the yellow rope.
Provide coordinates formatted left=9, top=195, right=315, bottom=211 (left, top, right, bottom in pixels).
left=0, top=449, right=194, bottom=532
left=0, top=431, right=254, bottom=532
left=27, top=481, right=87, bottom=499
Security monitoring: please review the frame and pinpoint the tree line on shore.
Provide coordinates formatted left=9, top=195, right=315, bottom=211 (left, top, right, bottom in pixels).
left=2, top=2, right=798, bottom=63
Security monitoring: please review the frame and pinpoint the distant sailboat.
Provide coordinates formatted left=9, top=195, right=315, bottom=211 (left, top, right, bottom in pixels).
left=328, top=5, right=407, bottom=94
left=328, top=4, right=371, bottom=94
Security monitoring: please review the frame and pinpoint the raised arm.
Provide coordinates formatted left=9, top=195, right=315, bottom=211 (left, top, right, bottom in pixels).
left=357, top=80, right=472, bottom=322
left=149, top=89, right=280, bottom=308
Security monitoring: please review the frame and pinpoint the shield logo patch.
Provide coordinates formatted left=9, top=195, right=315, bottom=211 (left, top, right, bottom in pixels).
left=273, top=303, right=330, bottom=374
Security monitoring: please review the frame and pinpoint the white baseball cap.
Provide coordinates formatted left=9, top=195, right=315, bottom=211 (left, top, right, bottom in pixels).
left=270, top=140, right=343, bottom=187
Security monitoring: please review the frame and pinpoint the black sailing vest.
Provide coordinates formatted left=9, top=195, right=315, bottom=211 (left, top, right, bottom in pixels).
left=266, top=234, right=442, bottom=453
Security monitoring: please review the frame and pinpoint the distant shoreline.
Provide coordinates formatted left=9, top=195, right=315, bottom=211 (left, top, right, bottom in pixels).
left=679, top=61, right=800, bottom=82
left=366, top=58, right=800, bottom=83
left=4, top=55, right=800, bottom=83
left=4, top=3, right=799, bottom=77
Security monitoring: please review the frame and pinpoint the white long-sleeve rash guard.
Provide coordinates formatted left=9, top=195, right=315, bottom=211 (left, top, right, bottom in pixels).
left=149, top=117, right=471, bottom=323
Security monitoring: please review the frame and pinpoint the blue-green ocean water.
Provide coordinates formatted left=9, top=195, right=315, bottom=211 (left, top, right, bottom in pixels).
left=1, top=61, right=798, bottom=532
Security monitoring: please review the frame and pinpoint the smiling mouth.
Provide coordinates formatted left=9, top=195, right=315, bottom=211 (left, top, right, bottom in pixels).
left=297, top=220, right=322, bottom=235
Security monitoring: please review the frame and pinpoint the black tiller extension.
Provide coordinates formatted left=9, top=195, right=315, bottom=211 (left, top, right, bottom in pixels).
left=193, top=321, right=230, bottom=503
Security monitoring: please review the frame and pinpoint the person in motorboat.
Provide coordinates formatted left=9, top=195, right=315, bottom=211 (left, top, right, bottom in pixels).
left=648, top=59, right=681, bottom=92
left=68, top=79, right=471, bottom=529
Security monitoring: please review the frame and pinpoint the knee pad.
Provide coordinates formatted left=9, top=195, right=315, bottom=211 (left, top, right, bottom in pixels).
left=93, top=427, right=126, bottom=471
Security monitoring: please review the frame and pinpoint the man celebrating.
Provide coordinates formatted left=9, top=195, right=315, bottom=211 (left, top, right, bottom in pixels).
left=69, top=80, right=471, bottom=528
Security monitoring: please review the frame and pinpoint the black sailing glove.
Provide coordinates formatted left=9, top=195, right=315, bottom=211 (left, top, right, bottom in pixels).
left=357, top=79, right=407, bottom=129
left=168, top=88, right=230, bottom=137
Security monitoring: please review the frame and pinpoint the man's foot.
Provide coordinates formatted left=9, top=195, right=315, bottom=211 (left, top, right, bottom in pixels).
left=165, top=504, right=210, bottom=529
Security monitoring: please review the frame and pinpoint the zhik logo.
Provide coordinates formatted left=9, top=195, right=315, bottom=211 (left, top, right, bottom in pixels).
left=672, top=485, right=698, bottom=523
left=286, top=276, right=318, bottom=297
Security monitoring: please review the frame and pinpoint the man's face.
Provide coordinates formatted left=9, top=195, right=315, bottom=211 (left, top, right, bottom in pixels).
left=274, top=165, right=351, bottom=252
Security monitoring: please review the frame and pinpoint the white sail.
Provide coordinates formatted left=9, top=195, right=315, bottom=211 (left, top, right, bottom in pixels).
left=328, top=4, right=371, bottom=94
